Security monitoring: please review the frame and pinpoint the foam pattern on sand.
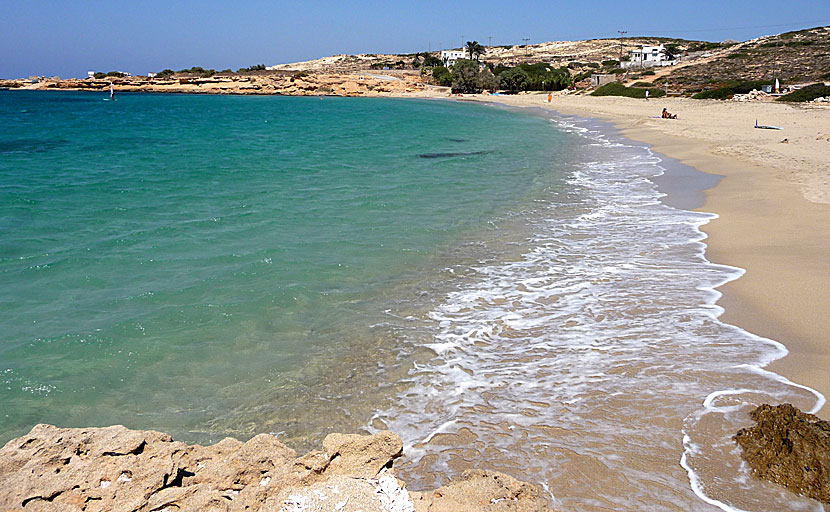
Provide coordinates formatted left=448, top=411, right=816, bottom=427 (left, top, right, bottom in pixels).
left=373, top=115, right=825, bottom=512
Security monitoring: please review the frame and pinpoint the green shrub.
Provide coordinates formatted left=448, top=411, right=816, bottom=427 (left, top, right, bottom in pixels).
left=586, top=62, right=600, bottom=68
left=498, top=67, right=530, bottom=93
left=641, top=70, right=656, bottom=76
left=237, top=64, right=265, bottom=73
left=450, top=59, right=483, bottom=93
left=609, top=68, right=626, bottom=74
left=777, top=83, right=830, bottom=102
left=688, top=41, right=724, bottom=52
left=573, top=71, right=593, bottom=82
left=691, top=80, right=772, bottom=99
left=631, top=81, right=653, bottom=87
left=155, top=69, right=175, bottom=78
left=93, top=71, right=125, bottom=79
left=591, top=82, right=665, bottom=98
left=726, top=52, right=749, bottom=59
left=431, top=66, right=451, bottom=86
left=602, top=60, right=620, bottom=67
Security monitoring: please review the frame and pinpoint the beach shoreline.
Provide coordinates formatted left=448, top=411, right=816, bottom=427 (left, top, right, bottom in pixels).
left=455, top=93, right=830, bottom=419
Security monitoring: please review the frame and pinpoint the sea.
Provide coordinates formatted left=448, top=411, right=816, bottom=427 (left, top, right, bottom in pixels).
left=0, top=90, right=824, bottom=512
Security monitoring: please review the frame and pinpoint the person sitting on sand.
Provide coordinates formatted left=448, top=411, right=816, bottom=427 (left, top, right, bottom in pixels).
left=661, top=108, right=677, bottom=119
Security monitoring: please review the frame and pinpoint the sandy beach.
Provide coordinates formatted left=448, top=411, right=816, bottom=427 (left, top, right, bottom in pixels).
left=460, top=93, right=830, bottom=418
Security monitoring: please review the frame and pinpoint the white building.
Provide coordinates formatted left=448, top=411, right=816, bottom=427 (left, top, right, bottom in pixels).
left=87, top=71, right=95, bottom=78
left=147, top=72, right=157, bottom=78
left=440, top=49, right=467, bottom=67
left=621, top=44, right=678, bottom=68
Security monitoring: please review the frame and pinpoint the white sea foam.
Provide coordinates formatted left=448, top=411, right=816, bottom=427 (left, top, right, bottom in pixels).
left=371, top=114, right=826, bottom=511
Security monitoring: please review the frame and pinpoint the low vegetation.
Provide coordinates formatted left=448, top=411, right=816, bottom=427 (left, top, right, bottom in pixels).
left=93, top=71, right=125, bottom=79
left=591, top=82, right=665, bottom=98
left=777, top=83, right=830, bottom=102
left=691, top=80, right=772, bottom=99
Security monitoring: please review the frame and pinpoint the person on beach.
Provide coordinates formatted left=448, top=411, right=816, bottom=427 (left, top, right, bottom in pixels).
left=645, top=90, right=649, bottom=100
left=547, top=92, right=552, bottom=103
left=662, top=108, right=677, bottom=119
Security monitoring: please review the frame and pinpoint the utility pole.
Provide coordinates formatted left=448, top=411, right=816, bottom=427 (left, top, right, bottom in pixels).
left=523, top=38, right=530, bottom=56
left=617, top=31, right=627, bottom=60
left=488, top=36, right=493, bottom=47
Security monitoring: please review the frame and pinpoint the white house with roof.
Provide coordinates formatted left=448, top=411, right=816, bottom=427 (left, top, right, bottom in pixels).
left=621, top=44, right=678, bottom=68
left=440, top=49, right=467, bottom=67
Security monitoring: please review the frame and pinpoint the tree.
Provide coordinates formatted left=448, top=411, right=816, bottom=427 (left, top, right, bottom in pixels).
left=478, top=68, right=498, bottom=92
left=663, top=44, right=680, bottom=61
left=466, top=40, right=485, bottom=61
left=422, top=54, right=443, bottom=67
left=432, top=66, right=452, bottom=86
left=498, top=67, right=529, bottom=93
left=451, top=59, right=482, bottom=92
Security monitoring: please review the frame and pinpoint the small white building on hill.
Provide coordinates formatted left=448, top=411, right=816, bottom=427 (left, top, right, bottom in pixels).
left=440, top=49, right=467, bottom=67
left=622, top=44, right=678, bottom=68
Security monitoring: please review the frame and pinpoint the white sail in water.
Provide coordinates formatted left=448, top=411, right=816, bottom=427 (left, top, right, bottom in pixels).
left=109, top=83, right=114, bottom=99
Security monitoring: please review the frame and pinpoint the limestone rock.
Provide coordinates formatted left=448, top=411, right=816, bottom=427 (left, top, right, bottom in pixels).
left=735, top=403, right=830, bottom=504
left=411, top=469, right=550, bottom=512
left=0, top=424, right=555, bottom=511
left=321, top=430, right=403, bottom=478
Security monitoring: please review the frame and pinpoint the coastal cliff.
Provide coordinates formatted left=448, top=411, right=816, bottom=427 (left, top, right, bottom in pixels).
left=0, top=424, right=553, bottom=512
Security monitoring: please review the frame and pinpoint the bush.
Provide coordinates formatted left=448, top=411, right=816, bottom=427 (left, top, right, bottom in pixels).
left=692, top=80, right=772, bottom=99
left=155, top=69, right=175, bottom=78
left=591, top=82, right=665, bottom=98
left=515, top=63, right=571, bottom=91
left=431, top=66, right=451, bottom=87
left=423, top=54, right=443, bottom=67
left=586, top=62, right=600, bottom=69
left=573, top=71, right=593, bottom=82
left=602, top=60, right=620, bottom=67
left=451, top=59, right=483, bottom=93
left=641, top=70, right=656, bottom=76
left=478, top=69, right=499, bottom=92
left=237, top=64, right=266, bottom=73
left=93, top=71, right=125, bottom=79
left=777, top=83, right=830, bottom=102
left=499, top=67, right=529, bottom=93
left=726, top=52, right=749, bottom=59
left=631, top=81, right=653, bottom=87
left=609, top=68, right=626, bottom=74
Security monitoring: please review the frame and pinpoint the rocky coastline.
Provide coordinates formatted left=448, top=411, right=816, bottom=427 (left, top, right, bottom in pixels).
left=0, top=424, right=553, bottom=512
left=0, top=72, right=436, bottom=97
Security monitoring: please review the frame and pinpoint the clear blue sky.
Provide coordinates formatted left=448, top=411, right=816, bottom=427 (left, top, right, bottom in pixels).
left=2, top=0, right=829, bottom=78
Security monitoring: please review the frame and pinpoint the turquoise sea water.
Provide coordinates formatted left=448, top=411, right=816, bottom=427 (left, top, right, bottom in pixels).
left=2, top=91, right=824, bottom=511
left=0, top=91, right=566, bottom=446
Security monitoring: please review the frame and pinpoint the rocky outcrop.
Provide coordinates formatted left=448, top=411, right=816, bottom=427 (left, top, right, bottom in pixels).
left=734, top=403, right=830, bottom=504
left=3, top=72, right=433, bottom=97
left=0, top=424, right=555, bottom=512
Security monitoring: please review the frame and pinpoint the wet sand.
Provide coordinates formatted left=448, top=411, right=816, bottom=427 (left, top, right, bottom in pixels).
left=459, top=93, right=830, bottom=419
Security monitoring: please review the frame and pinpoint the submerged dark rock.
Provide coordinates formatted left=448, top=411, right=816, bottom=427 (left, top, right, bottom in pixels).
left=418, top=150, right=489, bottom=159
left=734, top=403, right=830, bottom=504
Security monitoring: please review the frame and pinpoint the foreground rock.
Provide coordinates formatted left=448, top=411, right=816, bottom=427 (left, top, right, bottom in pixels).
left=0, top=424, right=553, bottom=511
left=734, top=403, right=830, bottom=504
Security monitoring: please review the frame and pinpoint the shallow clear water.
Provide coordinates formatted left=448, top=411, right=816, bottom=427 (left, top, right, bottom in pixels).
left=0, top=91, right=567, bottom=445
left=0, top=91, right=824, bottom=511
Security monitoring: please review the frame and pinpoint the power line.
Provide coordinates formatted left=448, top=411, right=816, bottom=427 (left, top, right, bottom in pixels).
left=617, top=30, right=627, bottom=59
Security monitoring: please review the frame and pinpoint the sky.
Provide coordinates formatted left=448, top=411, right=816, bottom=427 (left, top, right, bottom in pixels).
left=2, top=0, right=830, bottom=78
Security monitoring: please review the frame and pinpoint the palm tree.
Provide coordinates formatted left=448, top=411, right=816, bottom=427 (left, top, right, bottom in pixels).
left=466, top=41, right=485, bottom=61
